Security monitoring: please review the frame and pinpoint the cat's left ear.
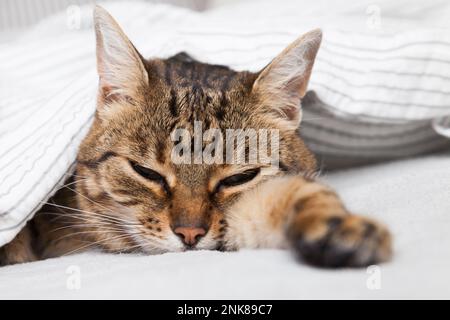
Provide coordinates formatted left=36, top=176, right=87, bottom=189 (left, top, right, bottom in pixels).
left=94, top=5, right=148, bottom=102
left=252, top=29, right=322, bottom=130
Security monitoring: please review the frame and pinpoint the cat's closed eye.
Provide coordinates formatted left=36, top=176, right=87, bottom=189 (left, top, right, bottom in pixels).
left=215, top=168, right=260, bottom=191
left=130, top=161, right=170, bottom=192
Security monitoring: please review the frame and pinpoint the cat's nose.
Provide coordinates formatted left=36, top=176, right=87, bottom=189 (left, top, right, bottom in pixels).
left=174, top=226, right=206, bottom=247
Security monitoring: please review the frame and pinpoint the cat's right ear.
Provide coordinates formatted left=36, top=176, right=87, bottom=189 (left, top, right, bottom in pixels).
left=94, top=5, right=148, bottom=103
left=252, top=29, right=322, bottom=130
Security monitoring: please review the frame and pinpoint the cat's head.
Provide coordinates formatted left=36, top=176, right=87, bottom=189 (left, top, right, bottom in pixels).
left=75, top=6, right=321, bottom=253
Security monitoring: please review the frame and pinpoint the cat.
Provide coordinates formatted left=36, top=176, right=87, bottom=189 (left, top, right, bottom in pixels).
left=0, top=6, right=392, bottom=268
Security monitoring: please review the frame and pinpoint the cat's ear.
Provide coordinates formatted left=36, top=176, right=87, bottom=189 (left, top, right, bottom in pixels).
left=252, top=29, right=322, bottom=130
left=94, top=5, right=148, bottom=102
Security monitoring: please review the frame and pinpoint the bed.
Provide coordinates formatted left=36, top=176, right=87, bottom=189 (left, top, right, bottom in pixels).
left=1, top=154, right=449, bottom=299
left=1, top=0, right=450, bottom=299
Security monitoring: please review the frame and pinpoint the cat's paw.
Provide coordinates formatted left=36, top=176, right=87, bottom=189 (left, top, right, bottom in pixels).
left=287, top=213, right=392, bottom=268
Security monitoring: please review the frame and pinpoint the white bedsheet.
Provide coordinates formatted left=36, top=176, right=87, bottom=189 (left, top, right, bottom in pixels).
left=1, top=155, right=449, bottom=299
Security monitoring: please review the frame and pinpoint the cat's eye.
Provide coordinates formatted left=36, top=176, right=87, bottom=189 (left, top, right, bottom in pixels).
left=130, top=162, right=169, bottom=191
left=216, top=168, right=260, bottom=191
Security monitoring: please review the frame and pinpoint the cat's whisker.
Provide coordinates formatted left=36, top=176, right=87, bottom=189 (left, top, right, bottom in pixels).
left=40, top=201, right=140, bottom=226
left=53, top=228, right=127, bottom=243
left=39, top=211, right=71, bottom=223
left=40, top=211, right=137, bottom=230
left=88, top=211, right=140, bottom=226
left=62, top=233, right=133, bottom=257
left=41, top=211, right=103, bottom=223
left=63, top=184, right=117, bottom=214
left=55, top=175, right=90, bottom=188
left=49, top=222, right=125, bottom=234
left=42, top=210, right=118, bottom=225
left=72, top=174, right=91, bottom=179
left=55, top=179, right=86, bottom=191
left=60, top=170, right=88, bottom=178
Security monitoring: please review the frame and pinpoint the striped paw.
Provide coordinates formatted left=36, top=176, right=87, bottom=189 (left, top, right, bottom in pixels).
left=287, top=213, right=392, bottom=268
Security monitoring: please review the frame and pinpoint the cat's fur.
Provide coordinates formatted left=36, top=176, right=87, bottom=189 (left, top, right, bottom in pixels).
left=0, top=6, right=392, bottom=268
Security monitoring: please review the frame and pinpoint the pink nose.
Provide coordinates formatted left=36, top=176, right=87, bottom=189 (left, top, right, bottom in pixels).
left=174, top=227, right=206, bottom=246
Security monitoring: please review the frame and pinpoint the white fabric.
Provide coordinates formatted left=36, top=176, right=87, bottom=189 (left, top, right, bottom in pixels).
left=0, top=0, right=208, bottom=32
left=1, top=155, right=449, bottom=299
left=2, top=0, right=450, bottom=246
left=301, top=93, right=450, bottom=168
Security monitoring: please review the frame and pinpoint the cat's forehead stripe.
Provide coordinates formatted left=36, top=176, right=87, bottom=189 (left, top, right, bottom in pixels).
left=156, top=54, right=238, bottom=90
left=168, top=88, right=178, bottom=117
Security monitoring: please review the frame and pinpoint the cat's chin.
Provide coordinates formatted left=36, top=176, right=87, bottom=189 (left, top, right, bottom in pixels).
left=128, top=233, right=185, bottom=254
left=195, top=237, right=223, bottom=251
left=133, top=236, right=221, bottom=254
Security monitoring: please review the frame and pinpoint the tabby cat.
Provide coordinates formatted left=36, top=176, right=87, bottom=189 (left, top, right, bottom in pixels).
left=0, top=6, right=392, bottom=268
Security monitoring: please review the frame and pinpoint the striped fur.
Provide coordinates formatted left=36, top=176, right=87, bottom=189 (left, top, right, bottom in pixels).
left=0, top=7, right=391, bottom=268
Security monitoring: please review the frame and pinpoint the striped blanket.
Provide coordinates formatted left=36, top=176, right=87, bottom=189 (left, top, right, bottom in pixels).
left=1, top=0, right=450, bottom=246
